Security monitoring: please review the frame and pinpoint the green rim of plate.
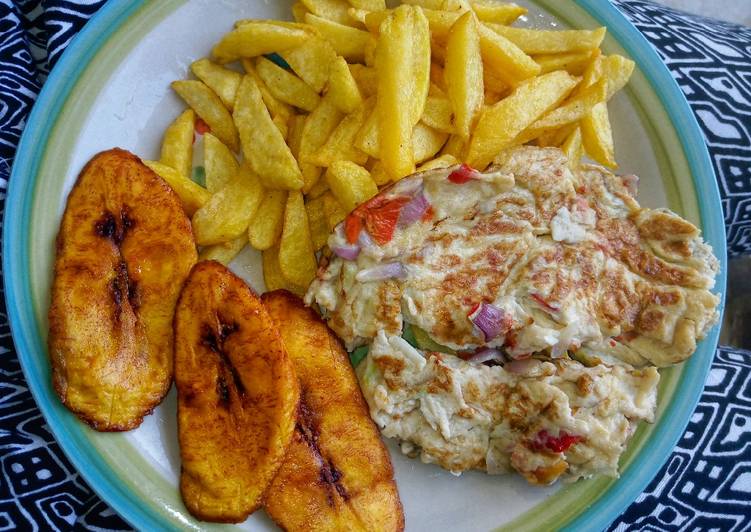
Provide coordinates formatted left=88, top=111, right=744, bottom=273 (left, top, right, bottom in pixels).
left=3, top=1, right=727, bottom=531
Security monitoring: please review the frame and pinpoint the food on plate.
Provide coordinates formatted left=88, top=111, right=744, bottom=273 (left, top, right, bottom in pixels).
left=359, top=331, right=659, bottom=483
left=155, top=1, right=634, bottom=298
left=306, top=146, right=720, bottom=481
left=48, top=149, right=197, bottom=431
left=174, top=261, right=300, bottom=522
left=262, top=291, right=404, bottom=532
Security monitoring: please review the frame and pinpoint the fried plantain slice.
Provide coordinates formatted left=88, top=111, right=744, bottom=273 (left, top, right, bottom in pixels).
left=175, top=262, right=300, bottom=523
left=48, top=148, right=197, bottom=431
left=262, top=290, right=404, bottom=532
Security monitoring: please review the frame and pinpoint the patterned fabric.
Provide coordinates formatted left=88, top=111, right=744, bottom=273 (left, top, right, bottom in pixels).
left=0, top=0, right=748, bottom=530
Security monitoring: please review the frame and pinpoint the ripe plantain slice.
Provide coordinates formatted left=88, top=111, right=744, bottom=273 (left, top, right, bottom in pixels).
left=262, top=290, right=404, bottom=532
left=48, top=148, right=197, bottom=431
left=175, top=262, right=300, bottom=523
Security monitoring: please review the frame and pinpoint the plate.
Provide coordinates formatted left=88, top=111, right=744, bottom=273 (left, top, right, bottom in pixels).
left=4, top=1, right=727, bottom=530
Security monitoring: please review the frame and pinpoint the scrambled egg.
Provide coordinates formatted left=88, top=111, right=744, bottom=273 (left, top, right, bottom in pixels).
left=306, top=146, right=721, bottom=484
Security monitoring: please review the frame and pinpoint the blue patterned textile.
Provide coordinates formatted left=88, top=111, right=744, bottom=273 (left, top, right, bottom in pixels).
left=0, top=1, right=748, bottom=530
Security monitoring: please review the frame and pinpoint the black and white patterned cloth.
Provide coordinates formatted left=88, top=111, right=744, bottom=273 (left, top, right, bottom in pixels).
left=0, top=0, right=749, bottom=530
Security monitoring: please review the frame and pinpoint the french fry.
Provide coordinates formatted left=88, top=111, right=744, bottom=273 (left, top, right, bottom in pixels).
left=354, top=106, right=379, bottom=158
left=403, top=0, right=463, bottom=9
left=190, top=59, right=242, bottom=111
left=256, top=57, right=321, bottom=112
left=445, top=11, right=484, bottom=138
left=534, top=49, right=599, bottom=75
left=322, top=191, right=348, bottom=229
left=308, top=176, right=331, bottom=198
left=376, top=6, right=416, bottom=179
left=292, top=2, right=311, bottom=22
left=349, top=64, right=378, bottom=97
left=248, top=189, right=288, bottom=250
left=233, top=75, right=304, bottom=190
left=311, top=102, right=370, bottom=166
left=302, top=0, right=353, bottom=25
left=365, top=7, right=459, bottom=40
left=467, top=70, right=578, bottom=169
left=471, top=1, right=526, bottom=25
left=280, top=37, right=338, bottom=93
left=198, top=234, right=247, bottom=265
left=348, top=0, right=386, bottom=9
left=242, top=60, right=294, bottom=135
left=288, top=114, right=323, bottom=194
left=561, top=126, right=583, bottom=169
left=203, top=132, right=239, bottom=193
left=279, top=191, right=318, bottom=288
left=581, top=102, right=616, bottom=168
left=325, top=161, right=378, bottom=212
left=212, top=21, right=311, bottom=63
left=305, top=195, right=330, bottom=250
left=144, top=160, right=211, bottom=216
left=172, top=80, right=239, bottom=152
left=191, top=165, right=265, bottom=246
left=478, top=23, right=540, bottom=85
left=413, top=123, right=449, bottom=163
left=264, top=244, right=306, bottom=295
left=440, top=134, right=465, bottom=159
left=421, top=93, right=454, bottom=133
left=430, top=62, right=447, bottom=90
left=348, top=7, right=369, bottom=25
left=411, top=8, right=432, bottom=127
left=486, top=24, right=607, bottom=54
left=529, top=76, right=607, bottom=131
left=417, top=153, right=459, bottom=171
left=305, top=13, right=373, bottom=62
left=300, top=93, right=344, bottom=166
left=160, top=109, right=194, bottom=180
left=369, top=160, right=391, bottom=185
left=328, top=56, right=363, bottom=113
left=601, top=54, right=636, bottom=99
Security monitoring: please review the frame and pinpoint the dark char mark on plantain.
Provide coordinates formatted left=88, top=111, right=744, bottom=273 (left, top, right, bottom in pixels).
left=202, top=321, right=243, bottom=405
left=94, top=209, right=139, bottom=320
left=297, top=399, right=349, bottom=506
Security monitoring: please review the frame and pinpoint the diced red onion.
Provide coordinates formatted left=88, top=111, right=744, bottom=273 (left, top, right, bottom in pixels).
left=355, top=262, right=406, bottom=282
left=398, top=192, right=430, bottom=227
left=332, top=243, right=360, bottom=260
left=358, top=228, right=377, bottom=249
left=466, top=348, right=505, bottom=364
left=469, top=302, right=508, bottom=341
left=505, top=358, right=540, bottom=374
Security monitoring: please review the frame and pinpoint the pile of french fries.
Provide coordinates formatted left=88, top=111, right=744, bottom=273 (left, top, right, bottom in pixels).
left=145, top=0, right=634, bottom=294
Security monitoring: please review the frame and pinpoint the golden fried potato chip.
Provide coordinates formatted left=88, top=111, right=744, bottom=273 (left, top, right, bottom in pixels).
left=328, top=56, right=363, bottom=113
left=280, top=37, right=338, bottom=93
left=417, top=153, right=459, bottom=171
left=413, top=122, right=449, bottom=163
left=530, top=76, right=606, bottom=131
left=581, top=101, right=616, bottom=168
left=190, top=58, right=242, bottom=111
left=305, top=13, right=373, bottom=62
left=233, top=75, right=303, bottom=190
left=305, top=195, right=330, bottom=251
left=311, top=101, right=371, bottom=167
left=471, top=1, right=527, bottom=25
left=467, top=70, right=578, bottom=168
left=256, top=57, right=321, bottom=112
left=302, top=0, right=352, bottom=25
left=478, top=23, right=540, bottom=86
left=160, top=109, right=194, bottom=180
left=263, top=244, right=306, bottom=295
left=421, top=93, right=454, bottom=133
left=348, top=0, right=386, bottom=9
left=144, top=160, right=211, bottom=216
left=204, top=132, right=239, bottom=193
left=248, top=189, right=287, bottom=250
left=300, top=93, right=345, bottom=165
left=191, top=166, right=265, bottom=246
left=561, top=126, right=583, bottom=169
left=486, top=24, right=606, bottom=54
left=326, top=160, right=378, bottom=212
left=445, top=11, right=484, bottom=137
left=348, top=64, right=378, bottom=97
left=172, top=80, right=239, bottom=152
left=198, top=234, right=247, bottom=265
left=279, top=191, right=318, bottom=288
left=534, top=49, right=599, bottom=75
left=212, top=21, right=311, bottom=63
left=307, top=175, right=331, bottom=198
left=322, top=191, right=348, bottom=229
